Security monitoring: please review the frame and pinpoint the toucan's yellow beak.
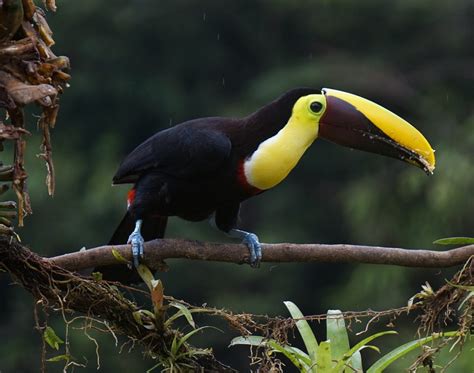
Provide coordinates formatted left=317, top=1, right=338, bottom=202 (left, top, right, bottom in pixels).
left=319, top=88, right=435, bottom=174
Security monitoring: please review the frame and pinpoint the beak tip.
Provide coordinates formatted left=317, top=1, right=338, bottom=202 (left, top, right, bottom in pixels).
left=421, top=155, right=436, bottom=175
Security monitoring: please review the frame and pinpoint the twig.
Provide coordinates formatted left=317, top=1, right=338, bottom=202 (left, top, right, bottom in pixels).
left=49, top=239, right=474, bottom=271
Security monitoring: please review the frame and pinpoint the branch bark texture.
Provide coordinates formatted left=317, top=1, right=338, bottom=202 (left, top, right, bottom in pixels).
left=50, top=239, right=474, bottom=271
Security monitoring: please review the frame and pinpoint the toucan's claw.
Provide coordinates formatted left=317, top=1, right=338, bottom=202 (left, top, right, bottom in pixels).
left=128, top=219, right=144, bottom=268
left=128, top=231, right=144, bottom=267
left=229, top=229, right=262, bottom=267
left=243, top=232, right=262, bottom=268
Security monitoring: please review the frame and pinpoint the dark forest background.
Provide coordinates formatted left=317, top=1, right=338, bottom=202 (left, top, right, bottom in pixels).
left=1, top=0, right=473, bottom=371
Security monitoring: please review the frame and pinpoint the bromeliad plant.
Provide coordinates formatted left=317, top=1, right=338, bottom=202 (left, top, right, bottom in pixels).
left=230, top=301, right=384, bottom=372
left=230, top=301, right=460, bottom=372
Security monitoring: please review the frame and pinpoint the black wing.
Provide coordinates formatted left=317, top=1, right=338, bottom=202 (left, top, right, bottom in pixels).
left=113, top=119, right=232, bottom=184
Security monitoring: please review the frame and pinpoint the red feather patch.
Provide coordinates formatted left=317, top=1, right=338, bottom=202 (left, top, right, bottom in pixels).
left=127, top=188, right=136, bottom=208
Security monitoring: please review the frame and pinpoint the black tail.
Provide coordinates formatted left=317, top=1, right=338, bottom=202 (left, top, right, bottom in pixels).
left=95, top=212, right=168, bottom=284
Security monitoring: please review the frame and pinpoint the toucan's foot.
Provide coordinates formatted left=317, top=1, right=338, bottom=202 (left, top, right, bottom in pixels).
left=128, top=219, right=144, bottom=268
left=243, top=232, right=262, bottom=268
left=128, top=231, right=144, bottom=267
left=229, top=229, right=262, bottom=267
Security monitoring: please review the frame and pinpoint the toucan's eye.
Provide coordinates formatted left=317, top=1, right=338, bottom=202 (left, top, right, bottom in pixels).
left=310, top=101, right=323, bottom=113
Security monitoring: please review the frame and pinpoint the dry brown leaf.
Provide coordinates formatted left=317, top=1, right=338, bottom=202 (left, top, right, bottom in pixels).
left=21, top=0, right=35, bottom=20
left=33, top=10, right=54, bottom=46
left=1, top=0, right=68, bottom=227
left=151, top=279, right=164, bottom=315
left=0, top=71, right=57, bottom=105
left=45, top=0, right=56, bottom=12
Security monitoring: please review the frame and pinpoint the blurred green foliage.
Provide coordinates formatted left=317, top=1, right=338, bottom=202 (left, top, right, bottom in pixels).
left=1, top=0, right=473, bottom=371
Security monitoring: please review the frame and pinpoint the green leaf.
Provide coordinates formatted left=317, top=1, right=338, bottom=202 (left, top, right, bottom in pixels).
left=284, top=346, right=312, bottom=366
left=229, top=335, right=312, bottom=368
left=43, top=326, right=64, bottom=350
left=316, top=340, right=332, bottom=372
left=326, top=310, right=350, bottom=359
left=133, top=309, right=156, bottom=330
left=445, top=280, right=474, bottom=292
left=132, top=311, right=144, bottom=326
left=268, top=340, right=310, bottom=372
left=229, top=335, right=264, bottom=347
left=170, top=333, right=179, bottom=356
left=168, top=302, right=196, bottom=328
left=458, top=292, right=474, bottom=311
left=367, top=331, right=459, bottom=373
left=111, top=248, right=129, bottom=263
left=334, top=331, right=397, bottom=372
left=137, top=264, right=155, bottom=290
left=164, top=307, right=209, bottom=328
left=348, top=352, right=363, bottom=373
left=433, top=237, right=474, bottom=245
left=46, top=354, right=70, bottom=363
left=326, top=310, right=362, bottom=372
left=175, top=326, right=216, bottom=352
left=284, top=301, right=318, bottom=369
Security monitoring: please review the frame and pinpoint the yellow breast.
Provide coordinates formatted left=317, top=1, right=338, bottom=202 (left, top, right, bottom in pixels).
left=243, top=113, right=319, bottom=190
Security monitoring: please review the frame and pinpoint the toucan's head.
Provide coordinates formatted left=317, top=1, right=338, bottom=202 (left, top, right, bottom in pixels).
left=275, top=87, right=435, bottom=174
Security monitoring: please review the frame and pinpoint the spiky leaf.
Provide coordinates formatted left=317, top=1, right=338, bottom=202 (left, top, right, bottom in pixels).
left=433, top=237, right=474, bottom=245
left=169, top=302, right=196, bottom=328
left=367, top=331, right=459, bottom=372
left=334, top=331, right=397, bottom=372
left=284, top=301, right=318, bottom=369
left=326, top=309, right=362, bottom=372
left=316, top=340, right=332, bottom=372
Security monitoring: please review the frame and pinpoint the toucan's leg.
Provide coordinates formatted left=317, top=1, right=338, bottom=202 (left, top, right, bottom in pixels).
left=128, top=219, right=144, bottom=267
left=228, top=228, right=262, bottom=268
left=212, top=204, right=263, bottom=267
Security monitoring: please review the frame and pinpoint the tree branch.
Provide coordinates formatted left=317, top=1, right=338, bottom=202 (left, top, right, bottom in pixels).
left=49, top=239, right=474, bottom=271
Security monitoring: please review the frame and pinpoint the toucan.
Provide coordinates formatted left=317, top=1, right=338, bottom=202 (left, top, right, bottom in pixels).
left=96, top=88, right=435, bottom=283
